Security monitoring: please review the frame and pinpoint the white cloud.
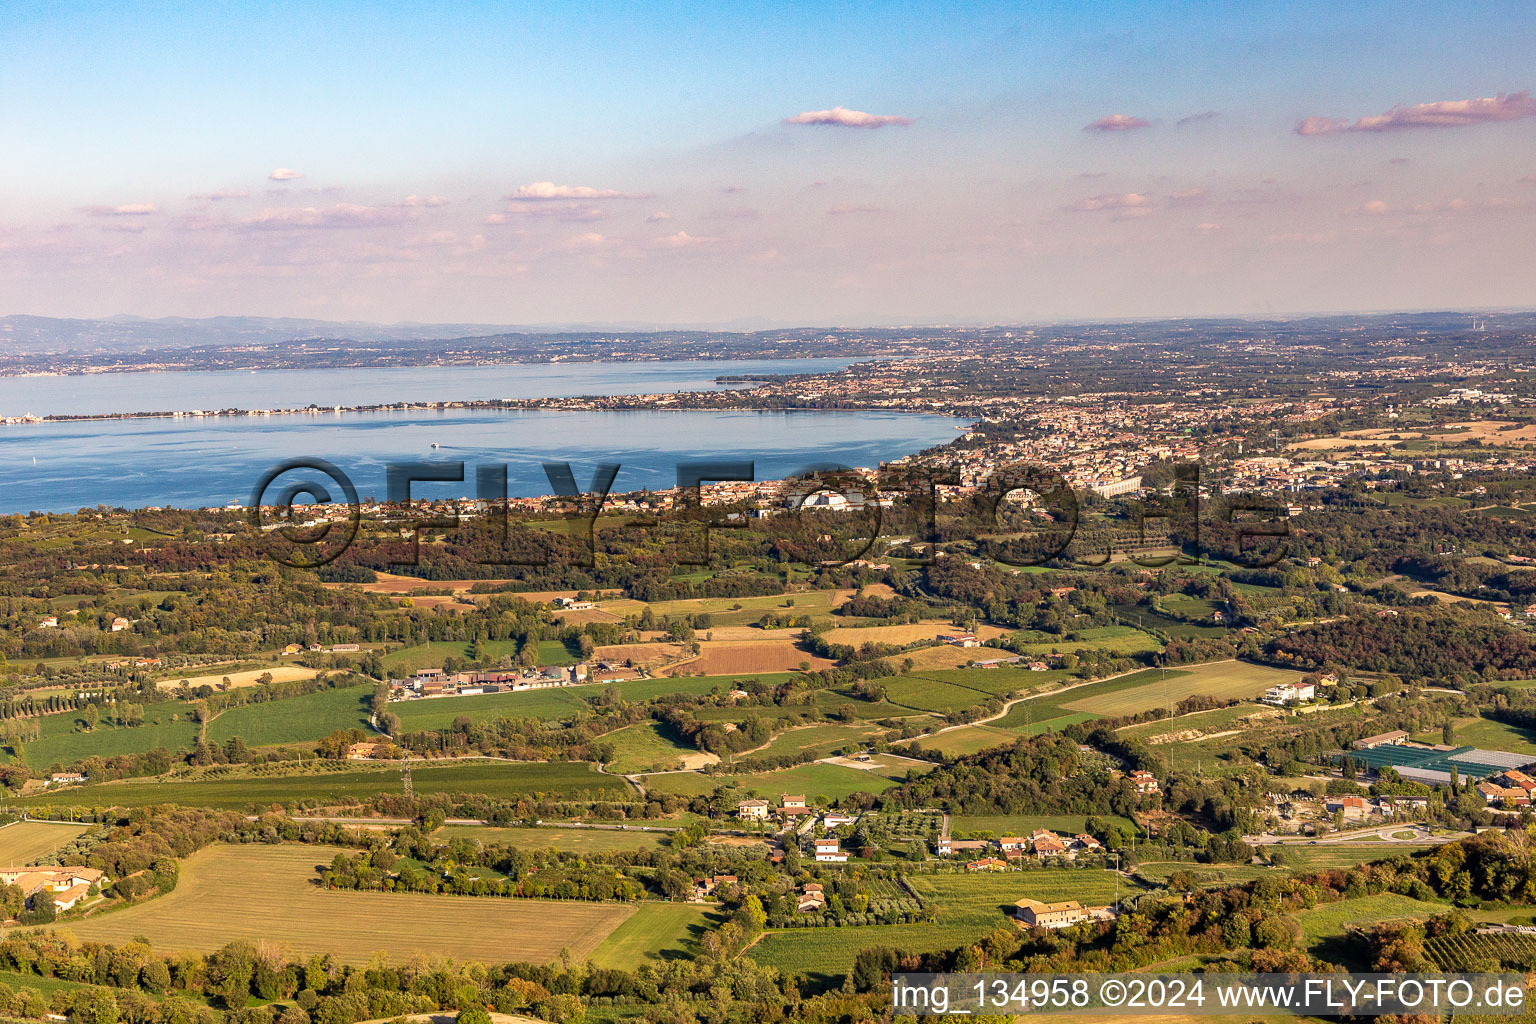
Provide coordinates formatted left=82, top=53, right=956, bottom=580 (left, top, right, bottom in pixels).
left=401, top=195, right=449, bottom=207
left=507, top=181, right=644, bottom=201
left=81, top=203, right=157, bottom=216
left=190, top=189, right=250, bottom=201
left=783, top=106, right=914, bottom=128
left=645, top=211, right=673, bottom=223
left=268, top=168, right=305, bottom=181
left=656, top=230, right=714, bottom=247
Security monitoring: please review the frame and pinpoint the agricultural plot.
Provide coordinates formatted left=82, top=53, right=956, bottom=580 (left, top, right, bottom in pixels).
left=19, top=703, right=201, bottom=770
left=157, top=664, right=320, bottom=691
left=1050, top=661, right=1297, bottom=719
left=378, top=640, right=523, bottom=675
left=748, top=721, right=879, bottom=761
left=1426, top=931, right=1536, bottom=970
left=639, top=589, right=850, bottom=628
left=207, top=685, right=373, bottom=747
left=882, top=678, right=997, bottom=714
left=17, top=760, right=632, bottom=810
left=902, top=723, right=1023, bottom=758
left=661, top=638, right=833, bottom=676
left=602, top=721, right=699, bottom=773
left=1011, top=625, right=1163, bottom=657
left=752, top=870, right=1120, bottom=981
left=614, top=673, right=798, bottom=701
left=433, top=824, right=671, bottom=854
left=588, top=902, right=718, bottom=969
left=0, top=820, right=93, bottom=862
left=51, top=844, right=634, bottom=965
left=1296, top=893, right=1449, bottom=948
left=391, top=687, right=591, bottom=729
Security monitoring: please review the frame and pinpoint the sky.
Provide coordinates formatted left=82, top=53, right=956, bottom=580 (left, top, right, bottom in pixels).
left=2, top=0, right=1535, bottom=326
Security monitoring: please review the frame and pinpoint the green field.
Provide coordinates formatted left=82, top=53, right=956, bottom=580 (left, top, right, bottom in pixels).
left=392, top=687, right=592, bottom=729
left=207, top=685, right=372, bottom=747
left=1058, top=661, right=1296, bottom=717
left=0, top=819, right=93, bottom=863
left=603, top=721, right=695, bottom=773
left=750, top=870, right=1121, bottom=981
left=1427, top=716, right=1536, bottom=755
left=1135, top=844, right=1437, bottom=886
left=378, top=639, right=524, bottom=675
left=48, top=844, right=642, bottom=965
left=750, top=721, right=879, bottom=761
left=1013, top=625, right=1164, bottom=657
left=434, top=824, right=672, bottom=853
left=588, top=902, right=718, bottom=969
left=20, top=702, right=202, bottom=769
left=17, top=759, right=633, bottom=810
left=1296, top=892, right=1449, bottom=950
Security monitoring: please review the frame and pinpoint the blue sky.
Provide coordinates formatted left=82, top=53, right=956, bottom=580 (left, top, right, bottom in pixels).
left=2, top=1, right=1534, bottom=323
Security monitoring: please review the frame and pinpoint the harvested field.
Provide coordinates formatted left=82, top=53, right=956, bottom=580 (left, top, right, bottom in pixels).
left=156, top=665, right=320, bottom=691
left=660, top=639, right=833, bottom=677
left=50, top=844, right=633, bottom=965
left=595, top=642, right=686, bottom=668
left=0, top=820, right=92, bottom=863
left=820, top=621, right=1007, bottom=646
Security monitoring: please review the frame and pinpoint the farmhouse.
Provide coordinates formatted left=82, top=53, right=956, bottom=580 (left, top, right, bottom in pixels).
left=737, top=799, right=771, bottom=820
left=47, top=772, right=87, bottom=786
left=967, top=857, right=1008, bottom=872
left=110, top=616, right=130, bottom=631
left=938, top=633, right=981, bottom=648
left=1030, top=830, right=1068, bottom=857
left=1013, top=897, right=1116, bottom=929
left=344, top=742, right=387, bottom=760
left=1128, top=770, right=1161, bottom=795
left=0, top=866, right=106, bottom=913
left=811, top=837, right=848, bottom=863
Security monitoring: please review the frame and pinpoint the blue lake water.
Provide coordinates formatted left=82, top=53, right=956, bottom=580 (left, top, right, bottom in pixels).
left=0, top=361, right=963, bottom=512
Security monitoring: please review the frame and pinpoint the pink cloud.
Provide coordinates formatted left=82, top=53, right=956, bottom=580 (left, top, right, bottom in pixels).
left=1070, top=193, right=1150, bottom=212
left=81, top=203, right=157, bottom=217
left=783, top=106, right=913, bottom=128
left=240, top=203, right=413, bottom=229
left=400, top=195, right=449, bottom=207
left=1522, top=173, right=1536, bottom=184
left=1297, top=92, right=1536, bottom=135
left=656, top=230, right=714, bottom=247
left=507, top=181, right=644, bottom=201
left=268, top=168, right=305, bottom=181
left=1084, top=114, right=1150, bottom=132
left=645, top=211, right=672, bottom=223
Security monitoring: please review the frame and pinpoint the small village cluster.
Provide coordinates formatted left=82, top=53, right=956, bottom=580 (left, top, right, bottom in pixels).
left=0, top=865, right=106, bottom=915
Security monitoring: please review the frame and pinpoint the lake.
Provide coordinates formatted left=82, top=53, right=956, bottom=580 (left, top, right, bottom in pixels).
left=0, top=361, right=963, bottom=512
left=0, top=358, right=863, bottom=417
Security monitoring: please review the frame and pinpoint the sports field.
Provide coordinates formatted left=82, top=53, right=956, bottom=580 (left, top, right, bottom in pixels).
left=51, top=844, right=634, bottom=964
left=0, top=820, right=93, bottom=864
